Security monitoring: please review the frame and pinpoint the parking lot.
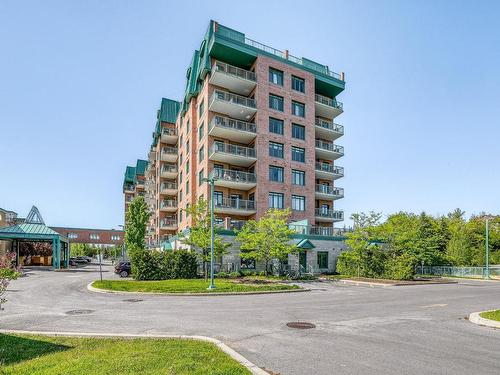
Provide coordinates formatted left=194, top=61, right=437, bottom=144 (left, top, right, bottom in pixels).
left=2, top=265, right=500, bottom=375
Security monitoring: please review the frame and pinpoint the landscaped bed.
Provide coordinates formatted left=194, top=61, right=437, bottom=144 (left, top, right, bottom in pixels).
left=479, top=309, right=500, bottom=322
left=0, top=334, right=250, bottom=375
left=321, top=275, right=457, bottom=285
left=92, top=278, right=301, bottom=294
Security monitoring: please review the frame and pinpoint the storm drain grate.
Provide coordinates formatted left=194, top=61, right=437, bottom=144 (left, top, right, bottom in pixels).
left=123, top=299, right=143, bottom=303
left=65, top=309, right=95, bottom=315
left=286, top=322, right=316, bottom=329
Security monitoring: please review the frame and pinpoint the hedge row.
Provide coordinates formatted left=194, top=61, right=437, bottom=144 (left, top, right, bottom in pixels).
left=130, top=249, right=198, bottom=280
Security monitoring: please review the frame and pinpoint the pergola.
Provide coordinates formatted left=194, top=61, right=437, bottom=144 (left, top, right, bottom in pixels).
left=0, top=206, right=69, bottom=269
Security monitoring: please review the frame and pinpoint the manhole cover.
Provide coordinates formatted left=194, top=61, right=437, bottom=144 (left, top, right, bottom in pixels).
left=123, top=299, right=143, bottom=303
left=65, top=309, right=95, bottom=315
left=286, top=322, right=316, bottom=329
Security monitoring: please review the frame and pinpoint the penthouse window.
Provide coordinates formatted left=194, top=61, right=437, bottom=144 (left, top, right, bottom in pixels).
left=292, top=75, right=305, bottom=93
left=269, top=68, right=284, bottom=86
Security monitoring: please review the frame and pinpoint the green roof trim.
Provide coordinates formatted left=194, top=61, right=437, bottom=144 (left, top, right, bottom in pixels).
left=158, top=98, right=181, bottom=124
left=0, top=223, right=59, bottom=236
left=123, top=165, right=136, bottom=188
left=135, top=159, right=148, bottom=176
left=296, top=239, right=316, bottom=249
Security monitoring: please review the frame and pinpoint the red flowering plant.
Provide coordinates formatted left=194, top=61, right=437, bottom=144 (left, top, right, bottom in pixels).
left=0, top=252, right=21, bottom=310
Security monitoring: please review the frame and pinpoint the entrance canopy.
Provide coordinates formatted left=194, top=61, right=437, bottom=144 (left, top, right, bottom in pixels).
left=0, top=206, right=69, bottom=269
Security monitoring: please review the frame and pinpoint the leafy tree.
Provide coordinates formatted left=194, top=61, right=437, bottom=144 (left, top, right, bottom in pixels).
left=180, top=198, right=230, bottom=280
left=350, top=211, right=382, bottom=229
left=0, top=253, right=21, bottom=310
left=125, top=196, right=150, bottom=253
left=236, top=208, right=297, bottom=276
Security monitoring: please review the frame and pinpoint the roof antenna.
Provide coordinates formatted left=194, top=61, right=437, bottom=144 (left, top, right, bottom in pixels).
left=25, top=206, right=45, bottom=224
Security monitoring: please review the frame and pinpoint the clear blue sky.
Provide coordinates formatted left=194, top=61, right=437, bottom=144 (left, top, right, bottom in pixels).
left=1, top=1, right=499, bottom=228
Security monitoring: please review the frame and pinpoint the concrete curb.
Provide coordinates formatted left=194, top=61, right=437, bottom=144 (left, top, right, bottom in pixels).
left=469, top=311, right=500, bottom=329
left=87, top=282, right=310, bottom=296
left=0, top=329, right=269, bottom=375
left=329, top=279, right=457, bottom=288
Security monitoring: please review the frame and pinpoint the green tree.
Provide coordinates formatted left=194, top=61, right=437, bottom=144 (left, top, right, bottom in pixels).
left=125, top=196, right=150, bottom=253
left=350, top=211, right=382, bottom=229
left=236, top=208, right=297, bottom=276
left=180, top=198, right=230, bottom=280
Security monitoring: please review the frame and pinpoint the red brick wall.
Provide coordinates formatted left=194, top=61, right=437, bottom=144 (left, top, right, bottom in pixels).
left=50, top=227, right=124, bottom=245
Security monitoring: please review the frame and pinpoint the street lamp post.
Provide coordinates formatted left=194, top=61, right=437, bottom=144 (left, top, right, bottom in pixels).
left=202, top=176, right=217, bottom=290
left=118, top=224, right=125, bottom=261
left=485, top=218, right=490, bottom=279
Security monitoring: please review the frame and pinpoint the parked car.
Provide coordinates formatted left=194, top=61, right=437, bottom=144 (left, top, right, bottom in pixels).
left=69, top=258, right=78, bottom=267
left=115, top=261, right=131, bottom=277
left=74, top=256, right=90, bottom=264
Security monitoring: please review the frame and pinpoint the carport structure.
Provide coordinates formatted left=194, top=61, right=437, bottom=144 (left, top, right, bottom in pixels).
left=0, top=206, right=69, bottom=269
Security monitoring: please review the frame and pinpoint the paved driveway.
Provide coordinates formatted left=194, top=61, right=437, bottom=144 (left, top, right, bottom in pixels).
left=1, top=265, right=499, bottom=375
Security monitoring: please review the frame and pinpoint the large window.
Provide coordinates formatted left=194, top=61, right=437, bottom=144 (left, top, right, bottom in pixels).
left=198, top=145, right=204, bottom=162
left=317, top=251, right=329, bottom=269
left=269, top=141, right=284, bottom=158
left=198, top=99, right=204, bottom=118
left=292, top=101, right=305, bottom=117
left=269, top=117, right=284, bottom=135
left=198, top=169, right=204, bottom=186
left=214, top=191, right=223, bottom=206
left=269, top=68, right=284, bottom=86
left=269, top=94, right=284, bottom=112
left=198, top=122, right=204, bottom=140
left=291, top=75, right=305, bottom=93
left=292, top=123, right=305, bottom=140
left=292, top=169, right=305, bottom=186
left=269, top=192, right=284, bottom=209
left=90, top=234, right=100, bottom=240
left=292, top=146, right=305, bottom=162
left=292, top=195, right=305, bottom=211
left=269, top=165, right=284, bottom=182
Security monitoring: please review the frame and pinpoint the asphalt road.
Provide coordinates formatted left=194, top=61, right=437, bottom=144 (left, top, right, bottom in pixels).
left=1, top=265, right=499, bottom=375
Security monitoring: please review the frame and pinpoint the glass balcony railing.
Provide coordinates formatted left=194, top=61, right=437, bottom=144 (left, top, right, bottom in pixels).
left=315, top=140, right=344, bottom=154
left=160, top=218, right=177, bottom=228
left=315, top=118, right=344, bottom=134
left=160, top=200, right=177, bottom=209
left=210, top=168, right=256, bottom=184
left=210, top=115, right=256, bottom=134
left=315, top=185, right=344, bottom=197
left=161, top=146, right=178, bottom=155
left=161, top=164, right=178, bottom=173
left=213, top=61, right=256, bottom=82
left=162, top=128, right=177, bottom=136
left=160, top=182, right=177, bottom=191
left=123, top=183, right=134, bottom=191
left=211, top=90, right=256, bottom=109
left=315, top=209, right=344, bottom=220
left=215, top=198, right=256, bottom=211
left=315, top=162, right=344, bottom=176
left=290, top=225, right=350, bottom=237
left=315, top=94, right=343, bottom=110
left=210, top=142, right=256, bottom=159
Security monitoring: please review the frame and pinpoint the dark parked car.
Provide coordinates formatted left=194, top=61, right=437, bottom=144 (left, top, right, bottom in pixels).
left=115, top=261, right=131, bottom=277
left=75, top=256, right=91, bottom=264
left=69, top=258, right=77, bottom=266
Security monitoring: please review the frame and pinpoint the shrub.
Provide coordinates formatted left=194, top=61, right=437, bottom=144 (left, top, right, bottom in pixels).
left=229, top=272, right=240, bottom=278
left=131, top=249, right=198, bottom=280
left=239, top=270, right=256, bottom=277
left=258, top=271, right=267, bottom=277
left=384, top=253, right=417, bottom=280
left=217, top=272, right=229, bottom=279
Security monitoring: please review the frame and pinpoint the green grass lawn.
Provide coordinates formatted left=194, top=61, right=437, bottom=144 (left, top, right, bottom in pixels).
left=0, top=334, right=250, bottom=375
left=92, top=278, right=300, bottom=293
left=480, top=309, right=500, bottom=322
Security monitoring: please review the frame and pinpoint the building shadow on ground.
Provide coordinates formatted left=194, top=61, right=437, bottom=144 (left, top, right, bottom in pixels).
left=0, top=334, right=70, bottom=366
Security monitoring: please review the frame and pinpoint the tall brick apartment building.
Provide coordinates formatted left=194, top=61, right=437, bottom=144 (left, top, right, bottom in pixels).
left=123, top=20, right=345, bottom=248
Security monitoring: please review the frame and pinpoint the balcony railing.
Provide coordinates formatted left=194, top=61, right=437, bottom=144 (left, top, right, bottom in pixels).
left=123, top=183, right=134, bottom=191
left=160, top=200, right=177, bottom=209
left=210, top=142, right=256, bottom=159
left=315, top=162, right=344, bottom=176
left=315, top=118, right=344, bottom=134
left=161, top=165, right=178, bottom=173
left=290, top=225, right=351, bottom=237
left=315, top=140, right=344, bottom=154
left=315, top=208, right=344, bottom=220
left=315, top=185, right=344, bottom=197
left=315, top=94, right=343, bottom=110
left=215, top=198, right=256, bottom=211
left=210, top=168, right=256, bottom=184
left=162, top=128, right=177, bottom=136
left=210, top=115, right=257, bottom=134
left=160, top=218, right=177, bottom=228
left=211, top=90, right=256, bottom=109
left=213, top=61, right=256, bottom=82
left=161, top=146, right=178, bottom=155
left=160, top=182, right=177, bottom=191
left=216, top=219, right=247, bottom=231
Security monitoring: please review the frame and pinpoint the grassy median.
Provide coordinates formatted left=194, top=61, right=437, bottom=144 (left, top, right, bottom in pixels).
left=480, top=309, right=500, bottom=322
left=0, top=334, right=250, bottom=375
left=92, top=278, right=300, bottom=293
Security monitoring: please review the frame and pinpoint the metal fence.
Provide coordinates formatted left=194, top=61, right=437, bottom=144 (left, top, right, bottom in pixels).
left=416, top=265, right=500, bottom=278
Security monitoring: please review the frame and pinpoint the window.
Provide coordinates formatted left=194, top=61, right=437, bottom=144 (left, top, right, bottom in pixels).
left=292, top=169, right=305, bottom=186
left=292, top=123, right=305, bottom=140
left=186, top=160, right=189, bottom=174
left=199, top=169, right=204, bottom=186
left=317, top=251, right=329, bottom=268
left=292, top=101, right=305, bottom=117
left=199, top=99, right=204, bottom=118
left=90, top=234, right=100, bottom=240
left=198, top=122, right=204, bottom=140
left=269, top=68, right=284, bottom=86
left=269, top=165, right=284, bottom=182
left=186, top=203, right=190, bottom=217
left=269, top=117, right=284, bottom=135
left=186, top=120, right=190, bottom=133
left=180, top=134, right=183, bottom=146
left=292, top=195, right=306, bottom=211
left=292, top=146, right=305, bottom=162
left=179, top=209, right=183, bottom=221
left=111, top=235, right=121, bottom=241
left=269, top=94, right=284, bottom=111
left=214, top=191, right=223, bottom=206
left=198, top=145, right=204, bottom=162
left=291, top=75, right=305, bottom=93
left=186, top=140, right=190, bottom=154
left=179, top=171, right=183, bottom=183
left=179, top=153, right=183, bottom=165
left=186, top=180, right=189, bottom=194
left=269, top=141, right=284, bottom=158
left=268, top=192, right=284, bottom=209
left=68, top=233, right=78, bottom=239
left=179, top=189, right=183, bottom=201
left=241, top=258, right=256, bottom=270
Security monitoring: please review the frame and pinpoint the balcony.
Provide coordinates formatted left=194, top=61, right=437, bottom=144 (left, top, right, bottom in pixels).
left=315, top=93, right=343, bottom=119
left=123, top=184, right=134, bottom=193
left=161, top=147, right=178, bottom=162
left=315, top=162, right=344, bottom=180
left=160, top=181, right=177, bottom=196
left=315, top=118, right=344, bottom=140
left=160, top=218, right=178, bottom=230
left=209, top=142, right=257, bottom=167
left=210, top=168, right=257, bottom=190
left=161, top=164, right=178, bottom=179
left=161, top=127, right=178, bottom=144
left=315, top=185, right=344, bottom=200
left=214, top=198, right=257, bottom=216
left=160, top=200, right=177, bottom=212
left=209, top=90, right=257, bottom=121
left=209, top=115, right=257, bottom=143
left=290, top=224, right=350, bottom=237
left=136, top=179, right=145, bottom=187
left=315, top=209, right=344, bottom=223
left=209, top=61, right=256, bottom=96
left=315, top=140, right=344, bottom=160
